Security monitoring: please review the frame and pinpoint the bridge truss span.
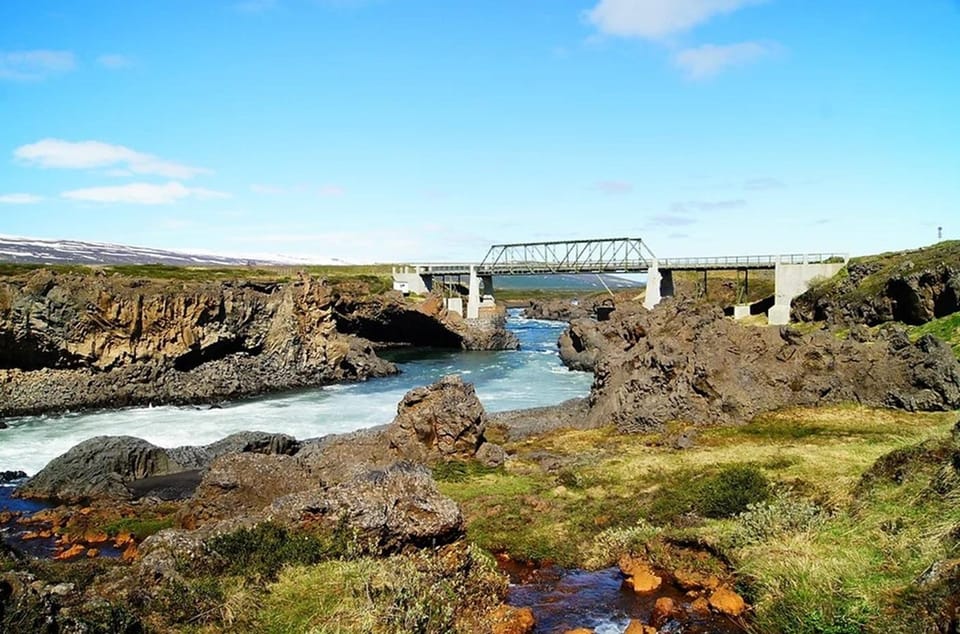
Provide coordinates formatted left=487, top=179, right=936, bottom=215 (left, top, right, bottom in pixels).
left=477, top=237, right=656, bottom=275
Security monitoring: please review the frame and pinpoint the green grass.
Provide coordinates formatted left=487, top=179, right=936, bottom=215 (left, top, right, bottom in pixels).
left=100, top=516, right=175, bottom=540
left=439, top=405, right=960, bottom=632
left=910, top=312, right=960, bottom=359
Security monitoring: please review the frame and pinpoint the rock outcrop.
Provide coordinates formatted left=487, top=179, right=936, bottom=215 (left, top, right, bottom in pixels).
left=792, top=243, right=960, bottom=326
left=0, top=270, right=396, bottom=417
left=268, top=462, right=464, bottom=552
left=563, top=299, right=960, bottom=432
left=332, top=291, right=519, bottom=351
left=300, top=374, right=505, bottom=485
left=524, top=299, right=595, bottom=322
left=15, top=431, right=299, bottom=503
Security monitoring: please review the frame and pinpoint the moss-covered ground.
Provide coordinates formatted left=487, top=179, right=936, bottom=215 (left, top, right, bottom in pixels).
left=439, top=405, right=960, bottom=633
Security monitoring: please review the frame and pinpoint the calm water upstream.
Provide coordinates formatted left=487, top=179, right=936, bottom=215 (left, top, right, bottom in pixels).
left=0, top=310, right=592, bottom=476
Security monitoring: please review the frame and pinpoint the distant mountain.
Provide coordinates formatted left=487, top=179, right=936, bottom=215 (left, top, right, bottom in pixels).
left=0, top=235, right=345, bottom=267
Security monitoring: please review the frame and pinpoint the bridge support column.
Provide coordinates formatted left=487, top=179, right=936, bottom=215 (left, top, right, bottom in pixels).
left=467, top=266, right=481, bottom=319
left=768, top=260, right=846, bottom=325
left=733, top=305, right=751, bottom=320
left=643, top=260, right=675, bottom=310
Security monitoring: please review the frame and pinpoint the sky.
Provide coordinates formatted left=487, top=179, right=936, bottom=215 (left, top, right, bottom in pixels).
left=1, top=0, right=958, bottom=263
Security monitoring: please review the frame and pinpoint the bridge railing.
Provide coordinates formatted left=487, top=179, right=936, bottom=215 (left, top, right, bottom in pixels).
left=657, top=253, right=848, bottom=269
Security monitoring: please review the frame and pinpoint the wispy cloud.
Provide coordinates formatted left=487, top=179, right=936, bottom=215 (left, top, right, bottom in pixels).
left=97, top=54, right=134, bottom=69
left=0, top=50, right=76, bottom=81
left=0, top=193, right=43, bottom=204
left=318, top=184, right=345, bottom=197
left=586, top=0, right=765, bottom=40
left=674, top=41, right=777, bottom=79
left=649, top=214, right=697, bottom=227
left=671, top=199, right=747, bottom=213
left=15, top=139, right=210, bottom=179
left=744, top=177, right=786, bottom=191
left=594, top=180, right=633, bottom=195
left=62, top=182, right=229, bottom=205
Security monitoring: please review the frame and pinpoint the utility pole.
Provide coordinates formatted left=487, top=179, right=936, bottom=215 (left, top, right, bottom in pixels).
left=938, top=226, right=943, bottom=241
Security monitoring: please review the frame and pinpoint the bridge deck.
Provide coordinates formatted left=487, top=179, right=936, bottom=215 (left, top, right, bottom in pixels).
left=407, top=253, right=846, bottom=277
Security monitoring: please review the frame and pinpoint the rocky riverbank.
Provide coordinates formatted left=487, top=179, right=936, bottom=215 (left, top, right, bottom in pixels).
left=558, top=298, right=960, bottom=432
left=0, top=269, right=516, bottom=418
left=0, top=376, right=514, bottom=632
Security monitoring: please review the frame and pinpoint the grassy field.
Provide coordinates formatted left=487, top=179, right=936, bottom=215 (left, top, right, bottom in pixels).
left=439, top=406, right=960, bottom=633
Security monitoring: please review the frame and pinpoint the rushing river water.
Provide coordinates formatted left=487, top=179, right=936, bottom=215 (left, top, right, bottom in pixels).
left=0, top=310, right=592, bottom=476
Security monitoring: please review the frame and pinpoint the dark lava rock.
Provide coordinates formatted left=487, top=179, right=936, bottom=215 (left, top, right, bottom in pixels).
left=566, top=298, right=960, bottom=432
left=0, top=471, right=27, bottom=484
left=387, top=374, right=487, bottom=463
left=525, top=299, right=595, bottom=322
left=16, top=431, right=305, bottom=503
left=793, top=259, right=960, bottom=326
left=269, top=461, right=463, bottom=553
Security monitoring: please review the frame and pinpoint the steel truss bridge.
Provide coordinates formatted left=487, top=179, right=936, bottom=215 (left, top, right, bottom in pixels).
left=404, top=237, right=846, bottom=277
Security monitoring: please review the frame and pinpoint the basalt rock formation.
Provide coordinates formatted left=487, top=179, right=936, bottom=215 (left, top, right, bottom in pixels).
left=333, top=291, right=519, bottom=350
left=561, top=299, right=960, bottom=432
left=0, top=270, right=517, bottom=418
left=0, top=270, right=395, bottom=417
left=524, top=298, right=596, bottom=322
left=792, top=243, right=960, bottom=326
left=15, top=431, right=299, bottom=503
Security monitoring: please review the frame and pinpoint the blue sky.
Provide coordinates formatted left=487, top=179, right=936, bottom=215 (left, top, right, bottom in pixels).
left=1, top=0, right=958, bottom=263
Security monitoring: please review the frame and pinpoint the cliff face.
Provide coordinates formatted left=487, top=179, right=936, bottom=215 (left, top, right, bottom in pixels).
left=792, top=242, right=960, bottom=326
left=559, top=299, right=960, bottom=433
left=0, top=270, right=396, bottom=417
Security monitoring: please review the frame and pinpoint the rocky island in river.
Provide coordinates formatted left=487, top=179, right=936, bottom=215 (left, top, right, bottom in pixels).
left=2, top=243, right=960, bottom=633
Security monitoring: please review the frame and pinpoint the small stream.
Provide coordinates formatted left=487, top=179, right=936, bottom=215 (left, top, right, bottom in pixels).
left=503, top=562, right=745, bottom=633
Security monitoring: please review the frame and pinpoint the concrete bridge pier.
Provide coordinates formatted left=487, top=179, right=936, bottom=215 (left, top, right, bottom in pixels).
left=767, top=260, right=846, bottom=325
left=643, top=260, right=675, bottom=310
left=466, top=267, right=495, bottom=319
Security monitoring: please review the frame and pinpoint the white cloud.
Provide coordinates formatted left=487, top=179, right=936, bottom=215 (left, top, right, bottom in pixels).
left=97, top=54, right=134, bottom=69
left=674, top=41, right=775, bottom=78
left=0, top=193, right=43, bottom=204
left=318, top=184, right=345, bottom=197
left=587, top=0, right=765, bottom=39
left=62, top=182, right=229, bottom=205
left=15, top=139, right=210, bottom=179
left=0, top=50, right=76, bottom=81
left=595, top=180, right=633, bottom=195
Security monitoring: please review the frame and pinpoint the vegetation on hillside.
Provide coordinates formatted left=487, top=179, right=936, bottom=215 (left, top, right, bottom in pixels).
left=440, top=406, right=960, bottom=633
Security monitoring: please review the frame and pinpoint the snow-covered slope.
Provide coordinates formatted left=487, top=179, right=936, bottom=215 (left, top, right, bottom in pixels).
left=0, top=235, right=344, bottom=266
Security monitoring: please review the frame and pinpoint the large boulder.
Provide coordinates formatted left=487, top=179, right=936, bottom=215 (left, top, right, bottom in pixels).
left=178, top=453, right=315, bottom=529
left=16, top=431, right=303, bottom=503
left=387, top=374, right=487, bottom=463
left=269, top=462, right=463, bottom=552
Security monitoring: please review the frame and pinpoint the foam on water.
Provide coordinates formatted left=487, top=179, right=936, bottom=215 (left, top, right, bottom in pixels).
left=0, top=310, right=592, bottom=475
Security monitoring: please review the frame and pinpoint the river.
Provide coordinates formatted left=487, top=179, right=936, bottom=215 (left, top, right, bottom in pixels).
left=0, top=310, right=592, bottom=476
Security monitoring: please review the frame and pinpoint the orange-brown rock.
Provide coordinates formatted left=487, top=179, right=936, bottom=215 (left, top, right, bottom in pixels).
left=55, top=544, right=86, bottom=560
left=708, top=586, right=747, bottom=617
left=690, top=596, right=711, bottom=614
left=20, top=531, right=40, bottom=540
left=114, top=531, right=134, bottom=548
left=674, top=568, right=720, bottom=591
left=121, top=543, right=140, bottom=563
left=84, top=531, right=109, bottom=544
left=489, top=605, right=536, bottom=634
left=563, top=629, right=594, bottom=634
left=624, top=621, right=657, bottom=634
left=652, top=596, right=677, bottom=626
left=619, top=555, right=662, bottom=593
left=86, top=548, right=99, bottom=558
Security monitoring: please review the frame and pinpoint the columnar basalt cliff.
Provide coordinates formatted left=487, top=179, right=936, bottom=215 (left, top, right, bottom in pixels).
left=0, top=270, right=515, bottom=417
left=560, top=299, right=960, bottom=432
